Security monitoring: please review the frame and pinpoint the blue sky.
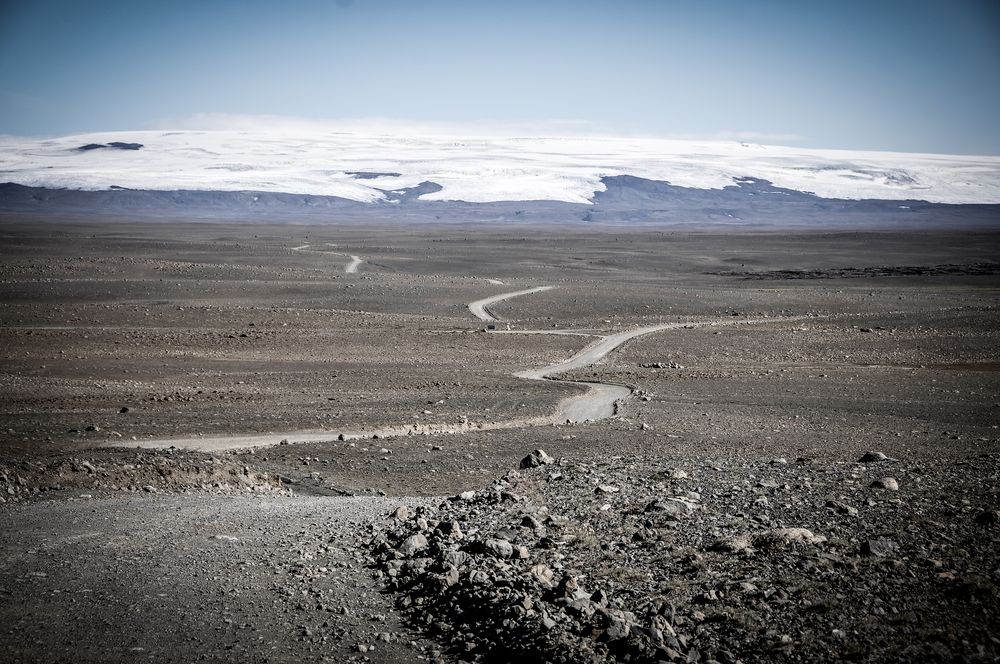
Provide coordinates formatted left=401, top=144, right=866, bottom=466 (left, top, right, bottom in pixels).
left=1, top=0, right=998, bottom=154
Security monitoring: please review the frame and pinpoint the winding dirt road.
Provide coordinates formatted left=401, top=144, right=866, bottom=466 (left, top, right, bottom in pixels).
left=107, top=285, right=703, bottom=451
left=467, top=286, right=554, bottom=322
left=344, top=255, right=363, bottom=273
left=292, top=244, right=363, bottom=274
left=516, top=322, right=692, bottom=422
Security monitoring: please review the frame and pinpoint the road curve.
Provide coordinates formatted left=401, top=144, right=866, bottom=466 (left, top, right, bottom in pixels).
left=468, top=286, right=554, bottom=322
left=515, top=323, right=686, bottom=381
left=344, top=255, right=363, bottom=274
left=514, top=323, right=691, bottom=423
left=292, top=244, right=363, bottom=274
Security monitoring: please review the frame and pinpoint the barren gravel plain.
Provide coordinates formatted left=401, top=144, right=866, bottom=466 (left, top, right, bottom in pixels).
left=1, top=220, right=998, bottom=663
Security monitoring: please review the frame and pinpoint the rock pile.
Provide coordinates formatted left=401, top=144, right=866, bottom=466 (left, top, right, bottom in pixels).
left=371, top=448, right=1000, bottom=662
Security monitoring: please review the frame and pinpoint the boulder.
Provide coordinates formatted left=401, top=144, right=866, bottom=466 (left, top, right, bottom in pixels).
left=519, top=449, right=555, bottom=469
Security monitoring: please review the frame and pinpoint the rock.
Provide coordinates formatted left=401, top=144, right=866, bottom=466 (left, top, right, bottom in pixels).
left=544, top=514, right=570, bottom=528
left=860, top=538, right=897, bottom=556
left=825, top=499, right=859, bottom=516
left=644, top=497, right=697, bottom=516
left=391, top=506, right=411, bottom=521
left=118, top=406, right=130, bottom=413
left=975, top=510, right=1000, bottom=526
left=484, top=538, right=514, bottom=558
left=521, top=515, right=543, bottom=530
left=566, top=596, right=596, bottom=617
left=519, top=449, right=555, bottom=469
left=870, top=477, right=899, bottom=491
left=468, top=570, right=490, bottom=584
left=710, top=534, right=752, bottom=552
left=595, top=484, right=619, bottom=494
left=436, top=520, right=463, bottom=538
left=859, top=451, right=891, bottom=462
left=443, top=550, right=469, bottom=568
left=141, top=485, right=156, bottom=493
left=754, top=528, right=827, bottom=547
left=85, top=425, right=100, bottom=432
left=494, top=527, right=517, bottom=541
left=602, top=609, right=633, bottom=639
left=442, top=567, right=460, bottom=587
left=397, top=533, right=428, bottom=557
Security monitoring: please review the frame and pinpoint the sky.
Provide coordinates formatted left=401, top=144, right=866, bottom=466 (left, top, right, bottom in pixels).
left=0, top=0, right=998, bottom=154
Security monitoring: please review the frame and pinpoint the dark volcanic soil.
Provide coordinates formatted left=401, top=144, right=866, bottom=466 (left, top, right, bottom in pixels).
left=1, top=220, right=998, bottom=663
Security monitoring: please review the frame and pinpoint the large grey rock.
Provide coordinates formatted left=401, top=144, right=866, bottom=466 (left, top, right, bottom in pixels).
left=397, top=533, right=428, bottom=557
left=484, top=538, right=514, bottom=558
left=519, top=449, right=555, bottom=469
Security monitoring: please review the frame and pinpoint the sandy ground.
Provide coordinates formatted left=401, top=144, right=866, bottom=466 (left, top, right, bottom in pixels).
left=1, top=220, right=998, bottom=662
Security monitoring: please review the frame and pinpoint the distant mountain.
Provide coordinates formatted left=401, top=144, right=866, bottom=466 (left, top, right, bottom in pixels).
left=0, top=130, right=998, bottom=226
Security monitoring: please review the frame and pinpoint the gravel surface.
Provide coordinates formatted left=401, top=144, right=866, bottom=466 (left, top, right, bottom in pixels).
left=0, top=493, right=440, bottom=663
left=1, top=222, right=997, bottom=662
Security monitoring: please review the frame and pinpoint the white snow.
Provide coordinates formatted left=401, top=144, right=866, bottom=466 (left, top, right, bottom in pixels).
left=0, top=129, right=998, bottom=204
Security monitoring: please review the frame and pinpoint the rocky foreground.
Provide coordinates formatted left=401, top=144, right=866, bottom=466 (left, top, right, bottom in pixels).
left=371, top=449, right=1000, bottom=663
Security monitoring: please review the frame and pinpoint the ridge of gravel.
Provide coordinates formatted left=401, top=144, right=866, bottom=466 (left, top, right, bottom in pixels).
left=0, top=448, right=287, bottom=503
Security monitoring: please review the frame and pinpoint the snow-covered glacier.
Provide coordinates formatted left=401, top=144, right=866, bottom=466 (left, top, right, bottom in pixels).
left=2, top=129, right=999, bottom=205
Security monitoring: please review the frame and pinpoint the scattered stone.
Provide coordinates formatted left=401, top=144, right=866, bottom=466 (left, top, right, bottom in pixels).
left=484, top=538, right=514, bottom=558
left=975, top=510, right=1000, bottom=526
left=825, top=499, right=859, bottom=516
left=754, top=528, right=827, bottom=547
left=519, top=449, right=555, bottom=469
left=209, top=534, right=239, bottom=542
left=710, top=534, right=753, bottom=553
left=645, top=497, right=697, bottom=516
left=436, top=520, right=463, bottom=538
left=870, top=477, right=899, bottom=491
left=860, top=538, right=897, bottom=556
left=397, top=533, right=428, bottom=557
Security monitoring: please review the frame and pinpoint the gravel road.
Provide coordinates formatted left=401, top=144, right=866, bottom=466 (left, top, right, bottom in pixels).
left=0, top=493, right=439, bottom=663
left=467, top=286, right=554, bottom=322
